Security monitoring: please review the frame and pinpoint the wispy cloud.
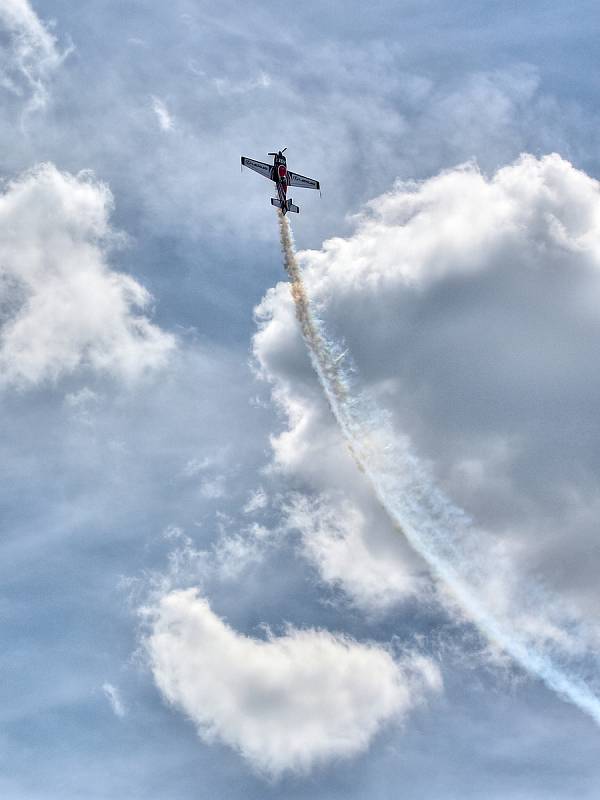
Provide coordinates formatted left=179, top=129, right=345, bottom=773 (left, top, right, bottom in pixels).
left=151, top=95, right=175, bottom=131
left=0, top=0, right=70, bottom=114
left=243, top=487, right=268, bottom=514
left=102, top=682, right=126, bottom=718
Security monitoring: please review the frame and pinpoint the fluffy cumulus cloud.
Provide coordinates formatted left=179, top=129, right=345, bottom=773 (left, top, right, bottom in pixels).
left=0, top=0, right=67, bottom=112
left=254, top=153, right=600, bottom=654
left=146, top=589, right=441, bottom=776
left=0, top=163, right=175, bottom=388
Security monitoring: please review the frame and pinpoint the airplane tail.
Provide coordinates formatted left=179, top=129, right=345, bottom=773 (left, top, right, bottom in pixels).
left=271, top=198, right=300, bottom=214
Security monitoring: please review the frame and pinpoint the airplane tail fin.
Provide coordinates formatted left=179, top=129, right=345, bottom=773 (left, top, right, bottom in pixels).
left=271, top=198, right=299, bottom=213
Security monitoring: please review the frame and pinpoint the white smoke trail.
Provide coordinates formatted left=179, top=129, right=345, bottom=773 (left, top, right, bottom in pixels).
left=278, top=211, right=600, bottom=725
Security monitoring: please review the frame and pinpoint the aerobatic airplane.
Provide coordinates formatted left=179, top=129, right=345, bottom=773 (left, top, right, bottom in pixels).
left=241, top=149, right=320, bottom=214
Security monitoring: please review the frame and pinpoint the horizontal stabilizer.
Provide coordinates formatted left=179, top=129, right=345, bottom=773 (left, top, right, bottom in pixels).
left=287, top=200, right=299, bottom=213
left=271, top=198, right=283, bottom=209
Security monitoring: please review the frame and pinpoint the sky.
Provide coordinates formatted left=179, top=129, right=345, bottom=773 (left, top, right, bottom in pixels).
left=1, top=1, right=600, bottom=798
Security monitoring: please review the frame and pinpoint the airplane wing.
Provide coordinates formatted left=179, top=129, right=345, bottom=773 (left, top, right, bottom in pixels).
left=287, top=171, right=320, bottom=190
left=241, top=157, right=273, bottom=180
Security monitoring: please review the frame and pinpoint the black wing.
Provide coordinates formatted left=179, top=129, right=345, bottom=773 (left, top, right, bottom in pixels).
left=241, top=157, right=273, bottom=180
left=287, top=170, right=320, bottom=190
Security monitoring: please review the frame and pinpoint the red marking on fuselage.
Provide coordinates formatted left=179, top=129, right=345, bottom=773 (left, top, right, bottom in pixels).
left=274, top=157, right=288, bottom=207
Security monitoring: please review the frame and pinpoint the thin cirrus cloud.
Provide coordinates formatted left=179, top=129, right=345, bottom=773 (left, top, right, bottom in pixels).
left=0, top=163, right=175, bottom=388
left=145, top=588, right=441, bottom=777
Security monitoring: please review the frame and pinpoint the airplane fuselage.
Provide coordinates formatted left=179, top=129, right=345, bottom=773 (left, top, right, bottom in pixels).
left=272, top=153, right=289, bottom=212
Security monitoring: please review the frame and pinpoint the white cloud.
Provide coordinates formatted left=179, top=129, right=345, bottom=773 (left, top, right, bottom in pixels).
left=102, top=682, right=126, bottom=718
left=151, top=95, right=175, bottom=131
left=0, top=0, right=68, bottom=113
left=253, top=153, right=600, bottom=659
left=212, top=531, right=263, bottom=579
left=286, top=493, right=426, bottom=613
left=0, top=163, right=175, bottom=388
left=243, top=487, right=268, bottom=514
left=211, top=521, right=275, bottom=579
left=297, top=152, right=600, bottom=300
left=146, top=589, right=441, bottom=776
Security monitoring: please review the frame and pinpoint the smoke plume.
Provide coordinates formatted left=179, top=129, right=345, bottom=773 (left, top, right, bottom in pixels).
left=278, top=210, right=600, bottom=726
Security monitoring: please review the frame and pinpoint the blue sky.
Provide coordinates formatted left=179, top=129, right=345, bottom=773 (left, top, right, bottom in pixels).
left=1, top=1, right=600, bottom=798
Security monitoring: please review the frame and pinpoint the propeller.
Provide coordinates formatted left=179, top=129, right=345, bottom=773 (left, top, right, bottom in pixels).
left=268, top=148, right=287, bottom=156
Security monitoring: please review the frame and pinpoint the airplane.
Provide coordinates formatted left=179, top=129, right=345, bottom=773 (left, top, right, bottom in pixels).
left=241, top=148, right=320, bottom=214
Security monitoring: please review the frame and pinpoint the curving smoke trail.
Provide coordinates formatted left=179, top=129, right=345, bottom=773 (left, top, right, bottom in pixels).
left=278, top=211, right=600, bottom=726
